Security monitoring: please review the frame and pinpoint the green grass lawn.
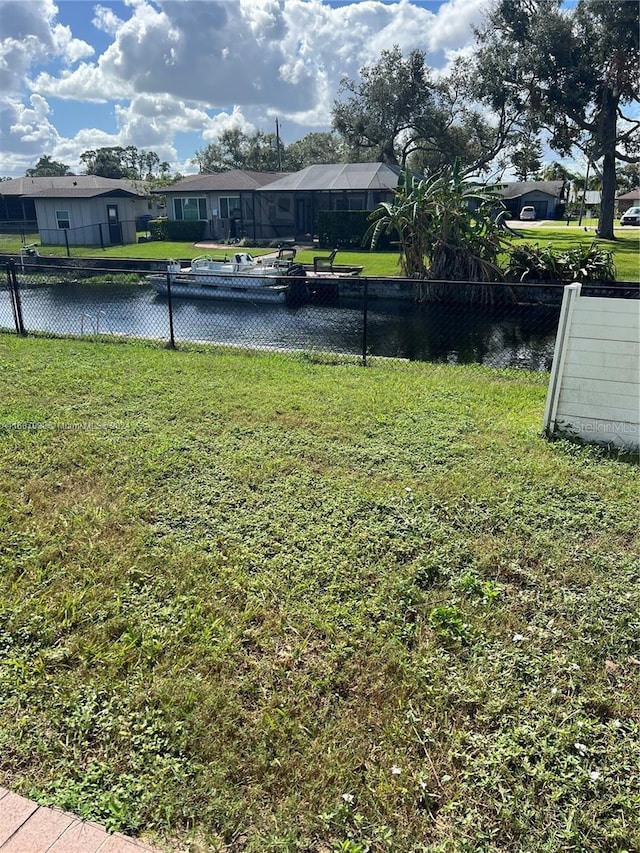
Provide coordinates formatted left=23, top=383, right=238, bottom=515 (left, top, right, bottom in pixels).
left=1, top=224, right=638, bottom=281
left=0, top=335, right=638, bottom=853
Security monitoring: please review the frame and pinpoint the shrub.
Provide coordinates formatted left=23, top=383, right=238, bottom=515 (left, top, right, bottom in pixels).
left=504, top=242, right=616, bottom=283
left=557, top=242, right=616, bottom=282
left=147, top=218, right=206, bottom=242
left=504, top=243, right=564, bottom=281
left=148, top=217, right=168, bottom=241
left=318, top=210, right=393, bottom=250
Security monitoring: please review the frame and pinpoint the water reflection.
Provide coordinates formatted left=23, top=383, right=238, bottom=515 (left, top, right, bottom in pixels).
left=0, top=279, right=559, bottom=370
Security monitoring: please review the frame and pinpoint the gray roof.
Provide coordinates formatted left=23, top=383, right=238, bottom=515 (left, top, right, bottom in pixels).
left=257, top=162, right=403, bottom=192
left=0, top=176, right=147, bottom=198
left=617, top=188, right=640, bottom=201
left=498, top=180, right=565, bottom=200
left=159, top=170, right=288, bottom=194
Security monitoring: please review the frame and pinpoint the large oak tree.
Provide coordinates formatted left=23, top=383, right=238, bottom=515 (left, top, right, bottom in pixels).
left=473, top=0, right=639, bottom=238
left=331, top=46, right=517, bottom=175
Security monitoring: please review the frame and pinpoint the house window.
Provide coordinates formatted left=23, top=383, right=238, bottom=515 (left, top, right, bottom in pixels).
left=174, top=197, right=207, bottom=220
left=56, top=210, right=70, bottom=229
left=219, top=196, right=241, bottom=219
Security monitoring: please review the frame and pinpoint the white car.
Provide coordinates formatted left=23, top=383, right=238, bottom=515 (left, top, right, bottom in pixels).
left=519, top=205, right=536, bottom=220
left=619, top=206, right=640, bottom=226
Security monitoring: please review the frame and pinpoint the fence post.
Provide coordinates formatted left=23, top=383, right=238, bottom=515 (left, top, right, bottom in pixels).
left=166, top=269, right=176, bottom=349
left=7, top=260, right=26, bottom=336
left=5, top=263, right=18, bottom=334
left=99, top=223, right=105, bottom=251
left=64, top=228, right=70, bottom=258
left=362, top=277, right=368, bottom=366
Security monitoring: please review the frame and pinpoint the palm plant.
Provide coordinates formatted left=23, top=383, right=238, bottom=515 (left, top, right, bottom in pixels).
left=366, top=160, right=507, bottom=289
left=366, top=169, right=436, bottom=278
left=427, top=161, right=506, bottom=282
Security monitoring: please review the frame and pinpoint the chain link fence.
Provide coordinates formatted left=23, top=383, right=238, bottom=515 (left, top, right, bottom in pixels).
left=3, top=260, right=637, bottom=369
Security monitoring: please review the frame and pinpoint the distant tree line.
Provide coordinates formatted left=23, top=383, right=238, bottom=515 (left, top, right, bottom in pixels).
left=26, top=147, right=175, bottom=183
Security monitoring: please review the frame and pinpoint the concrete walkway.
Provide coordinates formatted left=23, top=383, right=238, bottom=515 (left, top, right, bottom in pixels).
left=0, top=788, right=162, bottom=853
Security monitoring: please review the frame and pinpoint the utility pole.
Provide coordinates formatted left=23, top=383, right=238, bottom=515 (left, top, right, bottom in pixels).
left=578, top=157, right=590, bottom=227
left=275, top=118, right=282, bottom=172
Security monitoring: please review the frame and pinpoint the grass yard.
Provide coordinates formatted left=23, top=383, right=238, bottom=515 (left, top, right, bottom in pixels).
left=0, top=335, right=638, bottom=853
left=0, top=223, right=638, bottom=281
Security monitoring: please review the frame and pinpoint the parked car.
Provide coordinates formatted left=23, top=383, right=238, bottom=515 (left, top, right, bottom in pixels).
left=619, top=206, right=640, bottom=226
left=519, top=205, right=536, bottom=220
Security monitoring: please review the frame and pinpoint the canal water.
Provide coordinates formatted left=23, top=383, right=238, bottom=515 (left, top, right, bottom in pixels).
left=1, top=279, right=560, bottom=370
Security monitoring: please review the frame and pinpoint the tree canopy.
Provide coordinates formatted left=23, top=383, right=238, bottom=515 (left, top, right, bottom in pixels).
left=78, top=146, right=165, bottom=180
left=331, top=46, right=515, bottom=175
left=193, top=129, right=347, bottom=173
left=26, top=155, right=72, bottom=177
left=472, top=0, right=640, bottom=238
left=284, top=132, right=345, bottom=171
left=332, top=47, right=430, bottom=165
left=193, top=129, right=283, bottom=173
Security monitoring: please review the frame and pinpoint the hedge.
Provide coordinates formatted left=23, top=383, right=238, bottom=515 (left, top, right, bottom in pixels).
left=317, top=210, right=393, bottom=250
left=148, top=218, right=206, bottom=242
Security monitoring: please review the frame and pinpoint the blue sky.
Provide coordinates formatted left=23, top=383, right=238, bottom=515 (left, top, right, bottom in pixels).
left=1, top=0, right=492, bottom=177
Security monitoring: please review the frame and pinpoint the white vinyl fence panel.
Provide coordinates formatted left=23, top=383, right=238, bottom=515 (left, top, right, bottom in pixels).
left=544, top=283, right=639, bottom=450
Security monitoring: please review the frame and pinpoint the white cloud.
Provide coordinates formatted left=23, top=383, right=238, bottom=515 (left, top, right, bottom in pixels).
left=200, top=107, right=256, bottom=142
left=1, top=93, right=61, bottom=174
left=31, top=0, right=485, bottom=118
left=52, top=22, right=95, bottom=63
left=1, top=0, right=491, bottom=176
left=426, top=0, right=491, bottom=53
left=32, top=62, right=134, bottom=102
left=0, top=0, right=93, bottom=94
left=92, top=5, right=125, bottom=36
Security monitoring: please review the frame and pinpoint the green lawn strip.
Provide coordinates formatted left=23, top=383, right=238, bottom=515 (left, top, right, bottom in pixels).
left=0, top=335, right=638, bottom=852
left=510, top=225, right=639, bottom=282
left=1, top=227, right=637, bottom=281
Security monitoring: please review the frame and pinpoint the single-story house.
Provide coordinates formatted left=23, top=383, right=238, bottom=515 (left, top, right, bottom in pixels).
left=158, top=163, right=402, bottom=242
left=0, top=176, right=161, bottom=245
left=254, top=163, right=403, bottom=240
left=155, top=170, right=287, bottom=242
left=616, top=188, right=640, bottom=215
left=497, top=180, right=567, bottom=219
left=0, top=178, right=38, bottom=230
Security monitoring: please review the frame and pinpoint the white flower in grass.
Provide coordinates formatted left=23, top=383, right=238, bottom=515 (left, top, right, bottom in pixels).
left=512, top=633, right=525, bottom=642
left=574, top=742, right=588, bottom=756
left=391, top=765, right=402, bottom=776
left=589, top=770, right=601, bottom=781
left=341, top=793, right=354, bottom=803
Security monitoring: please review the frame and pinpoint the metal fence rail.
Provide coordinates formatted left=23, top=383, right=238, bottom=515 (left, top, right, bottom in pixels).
left=3, top=261, right=634, bottom=370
